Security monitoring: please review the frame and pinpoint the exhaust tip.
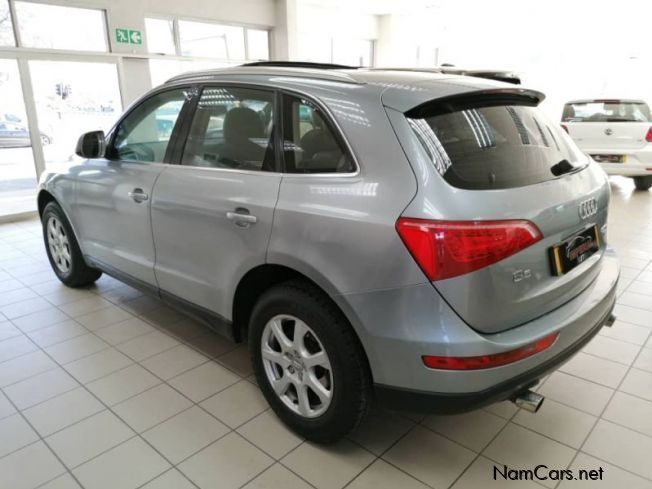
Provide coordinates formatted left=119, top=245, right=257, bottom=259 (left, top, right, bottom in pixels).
left=512, top=390, right=545, bottom=413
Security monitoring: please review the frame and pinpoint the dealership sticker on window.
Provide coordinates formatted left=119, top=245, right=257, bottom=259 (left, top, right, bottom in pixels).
left=115, top=28, right=142, bottom=45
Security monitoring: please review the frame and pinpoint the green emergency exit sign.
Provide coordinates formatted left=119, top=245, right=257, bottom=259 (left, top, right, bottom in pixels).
left=115, top=28, right=142, bottom=45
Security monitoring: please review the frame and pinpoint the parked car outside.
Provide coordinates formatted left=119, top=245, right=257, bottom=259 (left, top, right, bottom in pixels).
left=562, top=98, right=652, bottom=190
left=0, top=121, right=52, bottom=148
left=37, top=63, right=619, bottom=442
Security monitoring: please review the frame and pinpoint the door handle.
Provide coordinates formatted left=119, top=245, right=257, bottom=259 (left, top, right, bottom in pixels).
left=226, top=208, right=257, bottom=227
left=128, top=188, right=149, bottom=203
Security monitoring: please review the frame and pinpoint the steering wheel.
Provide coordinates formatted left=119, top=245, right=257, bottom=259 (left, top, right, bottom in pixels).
left=118, top=144, right=155, bottom=162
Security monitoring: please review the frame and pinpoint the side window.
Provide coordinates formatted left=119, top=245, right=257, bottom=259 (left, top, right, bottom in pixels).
left=181, top=86, right=276, bottom=171
left=281, top=94, right=354, bottom=174
left=111, top=89, right=187, bottom=162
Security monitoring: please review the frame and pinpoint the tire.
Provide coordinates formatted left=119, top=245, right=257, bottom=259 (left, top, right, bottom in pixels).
left=633, top=176, right=652, bottom=191
left=42, top=201, right=102, bottom=287
left=249, top=280, right=371, bottom=443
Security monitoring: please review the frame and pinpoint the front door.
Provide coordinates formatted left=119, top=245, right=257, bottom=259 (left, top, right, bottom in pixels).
left=73, top=87, right=191, bottom=285
left=151, top=85, right=281, bottom=319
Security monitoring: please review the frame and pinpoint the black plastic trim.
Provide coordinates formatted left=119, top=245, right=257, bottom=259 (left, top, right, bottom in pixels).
left=85, top=256, right=235, bottom=340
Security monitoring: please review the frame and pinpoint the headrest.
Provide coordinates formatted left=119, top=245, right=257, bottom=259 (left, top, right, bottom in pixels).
left=223, top=107, right=264, bottom=142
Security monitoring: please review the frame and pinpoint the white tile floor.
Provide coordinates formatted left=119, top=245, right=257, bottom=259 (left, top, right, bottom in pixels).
left=0, top=176, right=651, bottom=489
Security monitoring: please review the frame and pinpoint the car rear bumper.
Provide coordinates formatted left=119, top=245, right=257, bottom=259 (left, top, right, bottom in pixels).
left=336, top=249, right=619, bottom=410
left=374, top=299, right=614, bottom=413
left=587, top=147, right=652, bottom=176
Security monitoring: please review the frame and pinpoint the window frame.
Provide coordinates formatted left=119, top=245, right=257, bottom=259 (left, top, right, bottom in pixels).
left=13, top=1, right=109, bottom=53
left=278, top=89, right=359, bottom=176
left=105, top=85, right=198, bottom=164
left=169, top=82, right=282, bottom=173
left=162, top=82, right=359, bottom=177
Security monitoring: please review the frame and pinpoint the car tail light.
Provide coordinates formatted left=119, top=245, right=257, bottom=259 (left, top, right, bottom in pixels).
left=645, top=127, right=652, bottom=143
left=422, top=332, right=559, bottom=370
left=560, top=124, right=569, bottom=133
left=396, top=218, right=543, bottom=281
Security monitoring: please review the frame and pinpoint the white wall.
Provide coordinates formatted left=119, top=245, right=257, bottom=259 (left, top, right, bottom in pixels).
left=295, top=1, right=378, bottom=63
left=397, top=0, right=652, bottom=120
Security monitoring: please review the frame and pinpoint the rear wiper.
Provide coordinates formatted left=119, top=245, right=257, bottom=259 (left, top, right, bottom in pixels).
left=550, top=159, right=575, bottom=176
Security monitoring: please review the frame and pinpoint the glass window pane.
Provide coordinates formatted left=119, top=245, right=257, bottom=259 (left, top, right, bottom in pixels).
left=0, top=0, right=15, bottom=46
left=179, top=20, right=245, bottom=60
left=0, top=58, right=37, bottom=216
left=246, top=29, right=269, bottom=61
left=182, top=87, right=275, bottom=171
left=15, top=2, right=107, bottom=51
left=145, top=18, right=175, bottom=55
left=112, top=90, right=187, bottom=163
left=281, top=94, right=354, bottom=174
left=29, top=61, right=122, bottom=169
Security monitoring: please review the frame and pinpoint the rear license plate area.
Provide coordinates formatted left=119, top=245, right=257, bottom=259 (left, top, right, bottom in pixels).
left=549, top=225, right=600, bottom=276
left=591, top=154, right=626, bottom=163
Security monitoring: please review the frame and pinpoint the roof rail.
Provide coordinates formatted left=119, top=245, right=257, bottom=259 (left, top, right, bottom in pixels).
left=243, top=61, right=359, bottom=70
left=165, top=64, right=363, bottom=85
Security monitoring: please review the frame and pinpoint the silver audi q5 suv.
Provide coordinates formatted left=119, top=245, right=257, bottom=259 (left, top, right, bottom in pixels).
left=38, top=62, right=619, bottom=442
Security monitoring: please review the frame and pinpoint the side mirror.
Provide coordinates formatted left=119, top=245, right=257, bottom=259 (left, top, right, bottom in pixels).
left=75, top=130, right=106, bottom=158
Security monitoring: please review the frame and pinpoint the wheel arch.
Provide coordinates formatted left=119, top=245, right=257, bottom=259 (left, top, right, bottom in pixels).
left=37, top=189, right=57, bottom=217
left=231, top=264, right=373, bottom=380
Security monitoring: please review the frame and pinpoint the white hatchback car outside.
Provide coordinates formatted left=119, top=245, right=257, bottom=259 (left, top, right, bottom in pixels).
left=561, top=99, right=652, bottom=190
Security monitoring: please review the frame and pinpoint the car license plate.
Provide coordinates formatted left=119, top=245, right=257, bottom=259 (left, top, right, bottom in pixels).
left=591, top=154, right=626, bottom=163
left=549, top=225, right=600, bottom=276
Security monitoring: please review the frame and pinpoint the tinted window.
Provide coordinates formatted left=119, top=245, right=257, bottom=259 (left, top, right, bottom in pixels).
left=112, top=89, right=187, bottom=162
left=562, top=100, right=651, bottom=122
left=407, top=102, right=588, bottom=190
left=282, top=95, right=354, bottom=174
left=182, top=86, right=275, bottom=171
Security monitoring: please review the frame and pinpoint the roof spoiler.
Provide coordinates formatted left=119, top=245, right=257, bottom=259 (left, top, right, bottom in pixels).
left=406, top=88, right=546, bottom=118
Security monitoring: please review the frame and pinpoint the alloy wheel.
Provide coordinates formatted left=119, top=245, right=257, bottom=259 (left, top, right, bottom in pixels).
left=260, top=314, right=333, bottom=418
left=46, top=216, right=71, bottom=274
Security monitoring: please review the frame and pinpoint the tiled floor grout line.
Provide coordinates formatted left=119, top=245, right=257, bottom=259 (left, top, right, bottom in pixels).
left=562, top=330, right=652, bottom=486
left=0, top=385, right=90, bottom=489
left=4, top=325, right=208, bottom=489
left=3, top=214, right=652, bottom=487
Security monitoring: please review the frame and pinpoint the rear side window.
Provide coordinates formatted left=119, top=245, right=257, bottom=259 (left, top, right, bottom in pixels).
left=281, top=94, right=354, bottom=174
left=407, top=101, right=587, bottom=190
left=562, top=100, right=651, bottom=122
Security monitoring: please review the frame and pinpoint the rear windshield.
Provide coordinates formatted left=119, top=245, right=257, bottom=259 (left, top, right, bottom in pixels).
left=407, top=102, right=588, bottom=190
left=562, top=100, right=651, bottom=122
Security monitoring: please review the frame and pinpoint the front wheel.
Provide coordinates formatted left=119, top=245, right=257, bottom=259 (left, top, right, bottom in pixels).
left=42, top=201, right=102, bottom=287
left=633, top=176, right=652, bottom=191
left=249, top=281, right=371, bottom=443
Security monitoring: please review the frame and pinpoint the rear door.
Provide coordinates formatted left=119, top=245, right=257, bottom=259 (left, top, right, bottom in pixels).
left=392, top=92, right=610, bottom=333
left=150, top=85, right=281, bottom=319
left=73, top=87, right=191, bottom=285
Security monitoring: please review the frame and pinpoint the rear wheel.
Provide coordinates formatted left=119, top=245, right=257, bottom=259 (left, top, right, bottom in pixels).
left=249, top=281, right=371, bottom=443
left=633, top=176, right=652, bottom=191
left=42, top=201, right=102, bottom=287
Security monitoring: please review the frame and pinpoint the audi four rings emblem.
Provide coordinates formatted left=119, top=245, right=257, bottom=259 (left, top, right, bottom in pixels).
left=579, top=198, right=598, bottom=220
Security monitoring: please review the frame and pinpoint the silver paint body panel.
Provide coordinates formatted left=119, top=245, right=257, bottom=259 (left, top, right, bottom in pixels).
left=38, top=66, right=619, bottom=395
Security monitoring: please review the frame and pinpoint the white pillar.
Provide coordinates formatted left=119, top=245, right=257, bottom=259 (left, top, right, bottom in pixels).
left=272, top=0, right=299, bottom=60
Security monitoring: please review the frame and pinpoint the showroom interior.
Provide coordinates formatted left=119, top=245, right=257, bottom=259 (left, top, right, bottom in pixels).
left=1, top=0, right=652, bottom=488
